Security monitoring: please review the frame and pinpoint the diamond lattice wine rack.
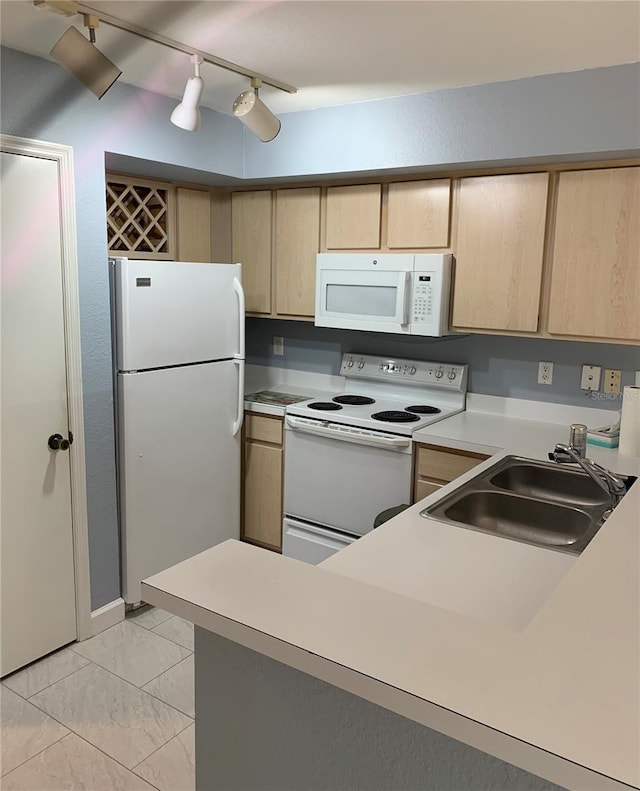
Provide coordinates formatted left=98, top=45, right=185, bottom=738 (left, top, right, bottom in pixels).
left=106, top=176, right=175, bottom=259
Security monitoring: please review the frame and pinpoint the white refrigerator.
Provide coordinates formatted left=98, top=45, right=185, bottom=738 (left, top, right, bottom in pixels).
left=112, top=258, right=245, bottom=604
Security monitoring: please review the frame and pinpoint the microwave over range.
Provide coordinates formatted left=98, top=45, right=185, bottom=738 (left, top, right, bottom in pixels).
left=315, top=253, right=454, bottom=336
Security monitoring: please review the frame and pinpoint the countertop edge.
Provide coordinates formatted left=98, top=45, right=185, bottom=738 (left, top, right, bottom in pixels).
left=142, top=576, right=635, bottom=791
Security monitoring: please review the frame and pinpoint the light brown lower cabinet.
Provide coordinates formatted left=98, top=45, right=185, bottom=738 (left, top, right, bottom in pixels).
left=242, top=413, right=283, bottom=552
left=413, top=443, right=489, bottom=503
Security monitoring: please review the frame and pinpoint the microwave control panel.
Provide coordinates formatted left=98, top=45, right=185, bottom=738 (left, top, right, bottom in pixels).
left=412, top=275, right=434, bottom=323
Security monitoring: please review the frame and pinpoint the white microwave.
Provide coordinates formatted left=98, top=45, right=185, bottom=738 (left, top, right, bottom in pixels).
left=315, top=253, right=454, bottom=336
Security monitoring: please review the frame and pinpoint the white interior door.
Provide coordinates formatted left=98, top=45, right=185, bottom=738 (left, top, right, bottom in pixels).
left=1, top=151, right=77, bottom=676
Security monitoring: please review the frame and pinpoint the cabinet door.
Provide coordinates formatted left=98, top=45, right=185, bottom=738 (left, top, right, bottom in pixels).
left=243, top=440, right=283, bottom=550
left=387, top=179, right=451, bottom=248
left=275, top=187, right=321, bottom=316
left=452, top=173, right=549, bottom=332
left=325, top=184, right=381, bottom=249
left=176, top=187, right=211, bottom=262
left=548, top=167, right=640, bottom=341
left=413, top=444, right=488, bottom=504
left=232, top=191, right=272, bottom=313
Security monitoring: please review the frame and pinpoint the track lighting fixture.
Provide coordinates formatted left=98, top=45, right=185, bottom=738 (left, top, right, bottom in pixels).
left=232, top=78, right=281, bottom=142
left=37, top=0, right=295, bottom=135
left=50, top=14, right=122, bottom=99
left=170, top=56, right=204, bottom=132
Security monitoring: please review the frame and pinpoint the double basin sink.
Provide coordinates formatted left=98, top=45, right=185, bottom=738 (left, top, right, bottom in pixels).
left=422, top=455, right=636, bottom=555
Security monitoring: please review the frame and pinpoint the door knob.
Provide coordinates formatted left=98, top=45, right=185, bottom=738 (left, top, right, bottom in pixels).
left=48, top=433, right=70, bottom=451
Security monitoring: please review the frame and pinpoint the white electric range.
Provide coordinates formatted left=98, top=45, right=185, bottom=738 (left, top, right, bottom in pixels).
left=282, top=354, right=468, bottom=564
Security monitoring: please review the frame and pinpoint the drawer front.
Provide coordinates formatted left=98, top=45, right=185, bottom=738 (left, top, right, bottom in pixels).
left=245, top=414, right=283, bottom=445
left=414, top=479, right=443, bottom=502
left=417, top=445, right=487, bottom=483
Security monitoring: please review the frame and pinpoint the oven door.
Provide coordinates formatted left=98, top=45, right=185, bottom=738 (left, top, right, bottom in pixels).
left=315, top=267, right=412, bottom=334
left=284, top=416, right=412, bottom=537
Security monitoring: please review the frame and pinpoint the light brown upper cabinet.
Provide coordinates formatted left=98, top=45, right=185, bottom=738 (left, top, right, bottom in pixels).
left=176, top=187, right=211, bottom=262
left=547, top=167, right=640, bottom=342
left=387, top=179, right=451, bottom=248
left=325, top=184, right=381, bottom=249
left=275, top=187, right=321, bottom=317
left=232, top=191, right=272, bottom=314
left=452, top=173, right=549, bottom=332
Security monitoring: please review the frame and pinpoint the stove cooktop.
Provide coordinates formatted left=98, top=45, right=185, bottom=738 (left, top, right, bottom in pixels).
left=285, top=354, right=468, bottom=436
left=287, top=393, right=461, bottom=436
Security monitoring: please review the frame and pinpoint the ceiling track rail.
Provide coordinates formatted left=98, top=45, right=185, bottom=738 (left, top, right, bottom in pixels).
left=34, top=0, right=298, bottom=94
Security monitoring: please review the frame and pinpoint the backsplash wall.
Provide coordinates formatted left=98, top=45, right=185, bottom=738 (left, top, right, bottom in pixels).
left=246, top=319, right=640, bottom=412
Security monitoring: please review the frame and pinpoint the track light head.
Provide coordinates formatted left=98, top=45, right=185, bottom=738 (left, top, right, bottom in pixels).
left=233, top=78, right=281, bottom=142
left=170, top=56, right=204, bottom=132
left=50, top=20, right=121, bottom=99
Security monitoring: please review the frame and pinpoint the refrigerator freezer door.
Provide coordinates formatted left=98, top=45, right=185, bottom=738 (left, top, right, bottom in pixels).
left=119, top=360, right=240, bottom=603
left=115, top=259, right=243, bottom=371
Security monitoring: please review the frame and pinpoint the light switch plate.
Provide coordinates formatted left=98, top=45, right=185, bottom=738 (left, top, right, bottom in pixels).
left=604, top=369, right=622, bottom=394
left=580, top=364, right=601, bottom=391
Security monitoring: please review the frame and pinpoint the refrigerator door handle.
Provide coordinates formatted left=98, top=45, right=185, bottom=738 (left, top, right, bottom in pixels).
left=232, top=359, right=244, bottom=436
left=233, top=277, right=245, bottom=360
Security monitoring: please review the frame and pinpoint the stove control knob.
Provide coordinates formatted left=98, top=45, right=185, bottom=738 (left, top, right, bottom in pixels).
left=347, top=359, right=354, bottom=368
left=358, top=360, right=365, bottom=369
left=410, top=366, right=417, bottom=375
left=448, top=370, right=457, bottom=381
left=435, top=368, right=444, bottom=379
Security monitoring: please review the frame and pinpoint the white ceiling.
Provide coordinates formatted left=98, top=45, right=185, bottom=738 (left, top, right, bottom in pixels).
left=1, top=0, right=639, bottom=115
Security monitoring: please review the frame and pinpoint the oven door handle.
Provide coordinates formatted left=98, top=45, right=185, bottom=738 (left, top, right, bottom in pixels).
left=285, top=415, right=412, bottom=450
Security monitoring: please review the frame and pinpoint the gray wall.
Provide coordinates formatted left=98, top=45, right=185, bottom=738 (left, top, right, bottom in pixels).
left=2, top=44, right=639, bottom=607
left=196, top=628, right=566, bottom=791
left=247, top=319, right=640, bottom=412
left=244, top=62, right=640, bottom=180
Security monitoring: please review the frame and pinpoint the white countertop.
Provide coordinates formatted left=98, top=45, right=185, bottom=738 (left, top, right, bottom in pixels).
left=143, top=395, right=640, bottom=791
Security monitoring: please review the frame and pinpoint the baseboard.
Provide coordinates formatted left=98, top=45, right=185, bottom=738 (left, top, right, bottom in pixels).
left=90, top=598, right=125, bottom=637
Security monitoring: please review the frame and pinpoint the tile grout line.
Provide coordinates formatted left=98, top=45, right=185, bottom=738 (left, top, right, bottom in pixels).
left=5, top=728, right=164, bottom=791
left=127, top=609, right=174, bottom=631
left=130, top=719, right=195, bottom=775
left=1, top=647, right=90, bottom=701
left=26, top=661, right=194, bottom=768
left=141, top=683, right=195, bottom=720
left=150, top=619, right=195, bottom=651
left=64, top=734, right=164, bottom=791
left=0, top=728, right=70, bottom=779
left=68, top=626, right=191, bottom=689
left=6, top=658, right=93, bottom=702
left=140, top=652, right=194, bottom=690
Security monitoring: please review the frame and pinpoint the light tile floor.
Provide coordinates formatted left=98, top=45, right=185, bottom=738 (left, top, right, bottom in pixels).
left=1, top=607, right=195, bottom=790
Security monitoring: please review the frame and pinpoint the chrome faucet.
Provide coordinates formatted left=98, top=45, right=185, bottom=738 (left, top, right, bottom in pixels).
left=549, top=443, right=629, bottom=509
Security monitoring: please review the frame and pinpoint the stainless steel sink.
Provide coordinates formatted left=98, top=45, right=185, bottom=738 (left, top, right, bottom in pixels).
left=489, top=462, right=609, bottom=507
left=421, top=455, right=635, bottom=555
left=443, top=491, right=592, bottom=547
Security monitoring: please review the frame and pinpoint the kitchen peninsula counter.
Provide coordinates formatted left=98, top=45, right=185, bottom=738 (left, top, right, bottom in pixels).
left=143, top=406, right=640, bottom=791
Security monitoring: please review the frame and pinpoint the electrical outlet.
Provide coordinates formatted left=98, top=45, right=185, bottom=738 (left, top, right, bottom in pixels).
left=580, top=364, right=601, bottom=391
left=272, top=336, right=284, bottom=356
left=604, top=368, right=622, bottom=394
left=538, top=361, right=553, bottom=385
